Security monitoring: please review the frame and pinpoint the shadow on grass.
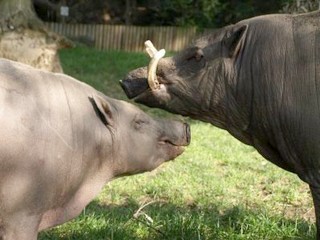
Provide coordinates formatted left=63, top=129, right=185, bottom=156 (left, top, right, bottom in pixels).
left=39, top=198, right=315, bottom=240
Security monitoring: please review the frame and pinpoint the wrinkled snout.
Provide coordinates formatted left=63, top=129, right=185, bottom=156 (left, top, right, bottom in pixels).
left=120, top=67, right=149, bottom=99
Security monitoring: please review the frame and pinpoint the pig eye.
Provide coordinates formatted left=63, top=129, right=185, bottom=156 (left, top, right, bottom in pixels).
left=186, top=49, right=204, bottom=62
left=133, top=116, right=149, bottom=130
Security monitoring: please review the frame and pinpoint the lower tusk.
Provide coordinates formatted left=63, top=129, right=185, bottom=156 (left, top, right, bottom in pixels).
left=145, top=40, right=165, bottom=90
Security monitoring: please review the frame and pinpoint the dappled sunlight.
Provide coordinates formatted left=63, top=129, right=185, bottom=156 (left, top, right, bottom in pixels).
left=40, top=197, right=315, bottom=239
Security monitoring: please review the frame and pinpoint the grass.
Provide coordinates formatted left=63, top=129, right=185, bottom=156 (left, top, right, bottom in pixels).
left=39, top=47, right=315, bottom=239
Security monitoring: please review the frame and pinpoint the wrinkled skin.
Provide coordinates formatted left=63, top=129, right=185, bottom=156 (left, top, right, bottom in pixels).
left=122, top=11, right=320, bottom=238
left=0, top=58, right=190, bottom=240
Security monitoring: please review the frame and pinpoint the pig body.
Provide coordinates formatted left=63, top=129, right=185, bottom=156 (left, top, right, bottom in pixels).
left=0, top=58, right=189, bottom=239
left=122, top=11, right=320, bottom=238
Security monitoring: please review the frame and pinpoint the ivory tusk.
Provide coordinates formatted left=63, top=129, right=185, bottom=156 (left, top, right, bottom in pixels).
left=144, top=40, right=165, bottom=90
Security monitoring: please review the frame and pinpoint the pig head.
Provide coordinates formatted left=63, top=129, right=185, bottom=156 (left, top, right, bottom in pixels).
left=122, top=10, right=320, bottom=238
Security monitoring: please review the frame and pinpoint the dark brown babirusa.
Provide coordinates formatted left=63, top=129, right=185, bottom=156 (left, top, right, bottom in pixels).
left=121, top=10, right=320, bottom=238
left=0, top=58, right=190, bottom=240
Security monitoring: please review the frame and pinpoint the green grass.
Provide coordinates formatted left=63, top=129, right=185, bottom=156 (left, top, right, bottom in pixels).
left=39, top=47, right=315, bottom=239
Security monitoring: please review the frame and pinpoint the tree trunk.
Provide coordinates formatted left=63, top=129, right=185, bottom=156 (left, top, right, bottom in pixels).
left=125, top=0, right=137, bottom=25
left=0, top=0, right=71, bottom=72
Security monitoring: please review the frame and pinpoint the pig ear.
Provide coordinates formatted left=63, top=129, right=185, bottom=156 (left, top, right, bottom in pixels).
left=223, top=24, right=248, bottom=58
left=90, top=95, right=114, bottom=126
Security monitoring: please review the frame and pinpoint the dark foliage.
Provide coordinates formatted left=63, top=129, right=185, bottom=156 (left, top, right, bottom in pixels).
left=33, top=0, right=319, bottom=27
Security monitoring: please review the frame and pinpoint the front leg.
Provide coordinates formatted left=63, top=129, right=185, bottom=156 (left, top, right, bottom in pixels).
left=0, top=212, right=40, bottom=240
left=310, top=185, right=320, bottom=239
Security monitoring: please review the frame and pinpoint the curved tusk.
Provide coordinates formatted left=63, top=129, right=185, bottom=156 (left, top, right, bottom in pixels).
left=145, top=40, right=165, bottom=90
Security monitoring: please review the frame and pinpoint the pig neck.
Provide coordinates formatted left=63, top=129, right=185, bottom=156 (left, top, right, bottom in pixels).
left=212, top=37, right=296, bottom=174
left=194, top=58, right=253, bottom=146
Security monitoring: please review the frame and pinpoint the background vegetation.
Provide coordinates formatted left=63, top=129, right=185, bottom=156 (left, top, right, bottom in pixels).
left=38, top=47, right=316, bottom=239
left=35, top=0, right=320, bottom=28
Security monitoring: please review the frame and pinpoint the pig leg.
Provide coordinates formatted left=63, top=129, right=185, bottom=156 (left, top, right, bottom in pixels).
left=0, top=213, right=40, bottom=240
left=310, top=186, right=320, bottom=239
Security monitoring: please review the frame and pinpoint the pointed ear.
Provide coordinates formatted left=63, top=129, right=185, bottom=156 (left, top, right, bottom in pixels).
left=223, top=24, right=248, bottom=58
left=90, top=95, right=114, bottom=126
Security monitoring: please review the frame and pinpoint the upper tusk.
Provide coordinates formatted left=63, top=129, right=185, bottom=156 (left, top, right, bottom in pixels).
left=144, top=40, right=166, bottom=90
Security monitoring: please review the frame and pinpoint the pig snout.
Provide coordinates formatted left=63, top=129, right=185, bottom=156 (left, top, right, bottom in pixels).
left=120, top=67, right=148, bottom=99
left=158, top=121, right=190, bottom=162
left=120, top=78, right=148, bottom=99
left=161, top=121, right=191, bottom=147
